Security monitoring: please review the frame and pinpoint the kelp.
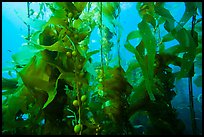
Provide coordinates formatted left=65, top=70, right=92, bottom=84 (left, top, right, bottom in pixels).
left=2, top=2, right=202, bottom=135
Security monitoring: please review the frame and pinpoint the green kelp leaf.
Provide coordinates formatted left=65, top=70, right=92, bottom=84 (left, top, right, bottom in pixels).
left=103, top=16, right=116, bottom=34
left=157, top=16, right=166, bottom=25
left=3, top=85, right=32, bottom=129
left=176, top=2, right=197, bottom=30
left=14, top=9, right=46, bottom=30
left=128, top=79, right=146, bottom=106
left=26, top=18, right=47, bottom=30
left=39, top=25, right=58, bottom=46
left=53, top=9, right=67, bottom=18
left=76, top=44, right=86, bottom=57
left=19, top=57, right=53, bottom=91
left=174, top=29, right=197, bottom=79
left=45, top=16, right=67, bottom=27
left=20, top=73, right=53, bottom=92
left=73, top=19, right=83, bottom=29
left=164, top=44, right=186, bottom=55
left=53, top=2, right=67, bottom=10
left=30, top=30, right=42, bottom=44
left=74, top=2, right=88, bottom=12
left=124, top=41, right=136, bottom=55
left=136, top=41, right=145, bottom=59
left=155, top=4, right=175, bottom=22
left=162, top=33, right=175, bottom=42
left=143, top=14, right=156, bottom=28
left=11, top=45, right=39, bottom=65
left=41, top=40, right=67, bottom=52
left=6, top=94, right=26, bottom=123
left=2, top=77, right=18, bottom=90
left=138, top=20, right=156, bottom=77
left=138, top=20, right=156, bottom=101
left=155, top=5, right=175, bottom=32
left=86, top=50, right=100, bottom=59
left=53, top=2, right=78, bottom=12
left=58, top=72, right=75, bottom=85
left=176, top=51, right=195, bottom=79
left=42, top=87, right=56, bottom=109
left=124, top=38, right=145, bottom=72
left=164, top=20, right=175, bottom=32
left=84, top=61, right=97, bottom=77
left=174, top=28, right=191, bottom=47
left=102, top=2, right=116, bottom=20
left=127, top=30, right=141, bottom=40
left=18, top=54, right=57, bottom=109
left=125, top=61, right=140, bottom=76
left=193, top=75, right=202, bottom=87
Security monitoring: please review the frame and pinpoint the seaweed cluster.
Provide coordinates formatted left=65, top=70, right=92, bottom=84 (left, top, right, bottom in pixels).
left=2, top=2, right=202, bottom=135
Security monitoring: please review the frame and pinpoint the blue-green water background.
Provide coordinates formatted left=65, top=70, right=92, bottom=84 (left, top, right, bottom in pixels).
left=2, top=2, right=202, bottom=135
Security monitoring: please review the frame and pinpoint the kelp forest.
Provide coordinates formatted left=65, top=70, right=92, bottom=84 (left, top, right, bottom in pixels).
left=2, top=2, right=202, bottom=135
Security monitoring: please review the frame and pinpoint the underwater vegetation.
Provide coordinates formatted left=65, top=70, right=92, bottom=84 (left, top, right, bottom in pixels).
left=2, top=2, right=202, bottom=135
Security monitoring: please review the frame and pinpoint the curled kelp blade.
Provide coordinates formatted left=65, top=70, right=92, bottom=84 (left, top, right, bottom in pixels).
left=2, top=77, right=18, bottom=90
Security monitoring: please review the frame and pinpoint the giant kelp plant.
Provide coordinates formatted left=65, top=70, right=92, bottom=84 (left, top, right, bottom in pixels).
left=2, top=2, right=202, bottom=135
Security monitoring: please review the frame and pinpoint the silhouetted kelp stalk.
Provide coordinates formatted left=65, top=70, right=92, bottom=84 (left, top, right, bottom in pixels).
left=188, top=14, right=197, bottom=135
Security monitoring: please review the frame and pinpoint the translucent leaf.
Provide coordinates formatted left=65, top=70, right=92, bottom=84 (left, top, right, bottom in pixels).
left=73, top=19, right=83, bottom=29
left=103, top=16, right=116, bottom=34
left=45, top=16, right=67, bottom=27
left=124, top=41, right=136, bottom=54
left=84, top=61, right=97, bottom=77
left=30, top=30, right=42, bottom=44
left=138, top=20, right=156, bottom=101
left=41, top=40, right=67, bottom=52
left=74, top=2, right=88, bottom=12
left=86, top=50, right=100, bottom=59
left=42, top=71, right=74, bottom=109
left=26, top=18, right=47, bottom=30
left=14, top=10, right=46, bottom=30
left=127, top=30, right=141, bottom=40
left=42, top=87, right=57, bottom=109
left=11, top=45, right=39, bottom=65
